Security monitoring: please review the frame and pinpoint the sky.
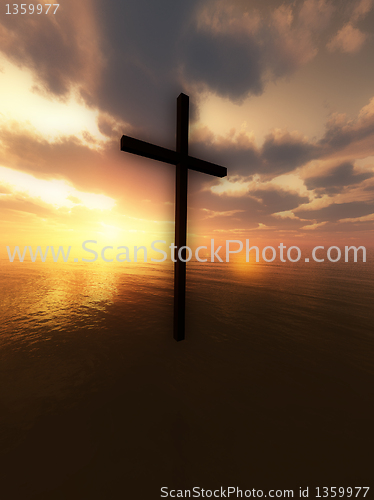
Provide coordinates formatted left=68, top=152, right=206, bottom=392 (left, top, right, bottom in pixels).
left=1, top=0, right=374, bottom=253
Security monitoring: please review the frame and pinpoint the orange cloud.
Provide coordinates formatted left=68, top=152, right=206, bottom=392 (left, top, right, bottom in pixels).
left=327, top=23, right=368, bottom=53
left=351, top=0, right=373, bottom=22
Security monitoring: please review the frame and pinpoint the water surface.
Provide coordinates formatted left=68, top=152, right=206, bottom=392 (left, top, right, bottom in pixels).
left=0, top=256, right=373, bottom=498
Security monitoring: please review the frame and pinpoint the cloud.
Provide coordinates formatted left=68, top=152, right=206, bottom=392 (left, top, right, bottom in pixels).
left=350, top=0, right=373, bottom=22
left=0, top=122, right=178, bottom=220
left=266, top=1, right=333, bottom=72
left=326, top=0, right=372, bottom=54
left=1, top=0, right=373, bottom=238
left=187, top=174, right=315, bottom=237
left=190, top=126, right=315, bottom=178
left=190, top=127, right=261, bottom=175
left=182, top=0, right=335, bottom=102
left=187, top=95, right=374, bottom=183
left=301, top=221, right=328, bottom=230
left=201, top=208, right=245, bottom=219
left=298, top=0, right=335, bottom=29
left=0, top=184, right=12, bottom=194
left=67, top=195, right=82, bottom=204
left=0, top=121, right=108, bottom=188
left=0, top=164, right=116, bottom=213
left=339, top=212, right=374, bottom=222
left=181, top=29, right=264, bottom=102
left=304, top=162, right=374, bottom=194
left=260, top=130, right=317, bottom=176
left=327, top=23, right=368, bottom=53
left=195, top=178, right=310, bottom=223
left=319, top=98, right=374, bottom=156
left=0, top=0, right=339, bottom=138
left=296, top=201, right=374, bottom=222
left=0, top=0, right=103, bottom=98
left=209, top=177, right=254, bottom=197
left=251, top=188, right=310, bottom=214
left=192, top=98, right=374, bottom=229
left=0, top=195, right=54, bottom=219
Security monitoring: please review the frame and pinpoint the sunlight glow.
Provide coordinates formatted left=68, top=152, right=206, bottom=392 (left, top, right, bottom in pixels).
left=0, top=165, right=116, bottom=210
left=0, top=56, right=107, bottom=145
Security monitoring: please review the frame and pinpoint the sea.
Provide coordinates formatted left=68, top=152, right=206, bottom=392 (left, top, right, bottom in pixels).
left=0, top=253, right=373, bottom=499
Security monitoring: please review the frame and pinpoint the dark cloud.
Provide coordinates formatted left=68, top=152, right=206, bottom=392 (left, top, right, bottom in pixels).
left=0, top=0, right=100, bottom=97
left=188, top=186, right=314, bottom=235
left=189, top=183, right=261, bottom=215
left=189, top=129, right=262, bottom=175
left=320, top=112, right=374, bottom=151
left=188, top=100, right=374, bottom=178
left=252, top=188, right=309, bottom=213
left=261, top=132, right=318, bottom=175
left=91, top=0, right=335, bottom=136
left=79, top=0, right=201, bottom=145
left=297, top=201, right=374, bottom=222
left=304, top=162, right=374, bottom=194
left=188, top=173, right=309, bottom=222
left=190, top=128, right=316, bottom=177
left=0, top=0, right=338, bottom=142
left=181, top=31, right=264, bottom=101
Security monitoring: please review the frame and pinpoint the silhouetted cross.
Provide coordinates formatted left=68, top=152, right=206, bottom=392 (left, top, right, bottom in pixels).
left=120, top=94, right=227, bottom=341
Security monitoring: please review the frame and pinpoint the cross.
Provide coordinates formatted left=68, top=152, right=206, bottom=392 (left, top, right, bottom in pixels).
left=120, top=93, right=227, bottom=341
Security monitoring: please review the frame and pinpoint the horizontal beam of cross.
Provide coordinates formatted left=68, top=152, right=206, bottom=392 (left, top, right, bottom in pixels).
left=121, top=135, right=227, bottom=178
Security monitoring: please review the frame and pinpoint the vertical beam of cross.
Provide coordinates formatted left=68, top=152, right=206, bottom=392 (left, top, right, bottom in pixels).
left=174, top=94, right=189, bottom=341
left=120, top=94, right=226, bottom=341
